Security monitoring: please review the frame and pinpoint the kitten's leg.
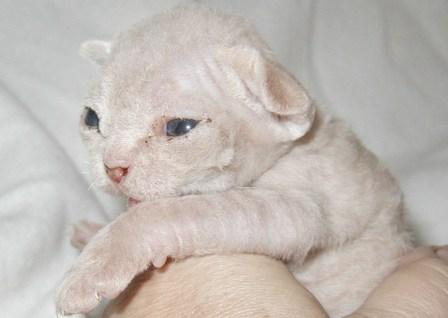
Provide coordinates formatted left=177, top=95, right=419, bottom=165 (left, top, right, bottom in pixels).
left=56, top=188, right=328, bottom=315
left=71, top=220, right=104, bottom=251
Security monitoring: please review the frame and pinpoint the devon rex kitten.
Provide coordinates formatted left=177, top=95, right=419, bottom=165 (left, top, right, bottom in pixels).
left=57, top=5, right=412, bottom=317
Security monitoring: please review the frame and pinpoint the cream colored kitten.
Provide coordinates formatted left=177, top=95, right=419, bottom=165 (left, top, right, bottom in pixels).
left=57, top=5, right=412, bottom=317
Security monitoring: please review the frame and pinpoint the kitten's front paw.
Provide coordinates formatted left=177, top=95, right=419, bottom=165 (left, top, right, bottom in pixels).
left=56, top=230, right=142, bottom=314
left=71, top=220, right=104, bottom=250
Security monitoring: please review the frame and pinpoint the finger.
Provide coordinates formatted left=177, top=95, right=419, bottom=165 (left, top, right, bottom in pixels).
left=104, top=255, right=330, bottom=318
left=397, top=246, right=436, bottom=268
left=348, top=255, right=448, bottom=318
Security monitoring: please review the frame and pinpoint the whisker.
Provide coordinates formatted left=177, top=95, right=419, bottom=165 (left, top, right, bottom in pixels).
left=87, top=181, right=96, bottom=191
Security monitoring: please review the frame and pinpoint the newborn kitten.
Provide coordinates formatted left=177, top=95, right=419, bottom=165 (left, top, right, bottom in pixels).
left=57, top=5, right=412, bottom=317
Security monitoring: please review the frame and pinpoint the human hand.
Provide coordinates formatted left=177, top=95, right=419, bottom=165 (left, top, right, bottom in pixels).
left=103, top=254, right=329, bottom=318
left=347, top=246, right=448, bottom=318
left=103, top=247, right=448, bottom=318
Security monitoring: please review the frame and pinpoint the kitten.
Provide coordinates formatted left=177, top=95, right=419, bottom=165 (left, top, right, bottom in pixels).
left=57, top=5, right=412, bottom=317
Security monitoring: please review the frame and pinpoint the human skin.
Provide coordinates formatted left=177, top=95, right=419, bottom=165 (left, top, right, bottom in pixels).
left=103, top=247, right=448, bottom=318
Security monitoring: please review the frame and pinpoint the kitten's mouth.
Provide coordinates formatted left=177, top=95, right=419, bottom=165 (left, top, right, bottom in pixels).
left=127, top=197, right=141, bottom=208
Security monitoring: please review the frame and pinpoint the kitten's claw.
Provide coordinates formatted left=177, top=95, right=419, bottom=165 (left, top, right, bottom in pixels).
left=56, top=276, right=102, bottom=314
left=56, top=258, right=135, bottom=314
left=57, top=229, right=141, bottom=314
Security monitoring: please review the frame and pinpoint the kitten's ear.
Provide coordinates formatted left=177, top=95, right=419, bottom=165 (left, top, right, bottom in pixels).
left=79, top=40, right=112, bottom=66
left=216, top=46, right=315, bottom=140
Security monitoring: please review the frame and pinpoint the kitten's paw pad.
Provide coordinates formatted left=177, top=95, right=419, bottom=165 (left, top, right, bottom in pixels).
left=152, top=255, right=168, bottom=269
left=71, top=220, right=104, bottom=250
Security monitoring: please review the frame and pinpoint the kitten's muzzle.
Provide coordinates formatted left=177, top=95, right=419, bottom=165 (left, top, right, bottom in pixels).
left=105, top=165, right=128, bottom=184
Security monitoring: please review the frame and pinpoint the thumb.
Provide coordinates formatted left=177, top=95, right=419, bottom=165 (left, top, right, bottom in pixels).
left=347, top=246, right=448, bottom=318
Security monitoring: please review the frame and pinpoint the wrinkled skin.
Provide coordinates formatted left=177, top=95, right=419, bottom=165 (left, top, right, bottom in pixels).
left=57, top=5, right=413, bottom=317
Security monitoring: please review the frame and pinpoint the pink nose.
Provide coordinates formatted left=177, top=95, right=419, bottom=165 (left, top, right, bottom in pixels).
left=105, top=166, right=128, bottom=183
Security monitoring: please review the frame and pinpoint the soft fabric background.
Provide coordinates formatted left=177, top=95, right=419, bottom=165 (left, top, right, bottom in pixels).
left=0, top=0, right=447, bottom=317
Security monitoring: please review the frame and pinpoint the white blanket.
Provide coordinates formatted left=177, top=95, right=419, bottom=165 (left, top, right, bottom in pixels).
left=1, top=1, right=447, bottom=317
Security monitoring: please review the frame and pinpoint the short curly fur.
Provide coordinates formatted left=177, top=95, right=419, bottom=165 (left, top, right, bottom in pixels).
left=57, top=5, right=412, bottom=317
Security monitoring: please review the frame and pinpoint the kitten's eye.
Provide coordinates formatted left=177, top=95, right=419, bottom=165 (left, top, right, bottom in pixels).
left=166, top=118, right=199, bottom=137
left=84, top=107, right=100, bottom=130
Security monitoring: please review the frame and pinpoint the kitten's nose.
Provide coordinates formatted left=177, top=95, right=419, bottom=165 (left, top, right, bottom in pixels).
left=105, top=165, right=128, bottom=183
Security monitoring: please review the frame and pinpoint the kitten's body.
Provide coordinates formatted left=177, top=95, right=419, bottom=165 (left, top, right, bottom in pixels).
left=256, top=115, right=411, bottom=316
left=58, top=6, right=412, bottom=317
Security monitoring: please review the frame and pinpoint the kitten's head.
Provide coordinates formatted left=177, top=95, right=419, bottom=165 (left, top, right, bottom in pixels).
left=79, top=6, right=315, bottom=204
